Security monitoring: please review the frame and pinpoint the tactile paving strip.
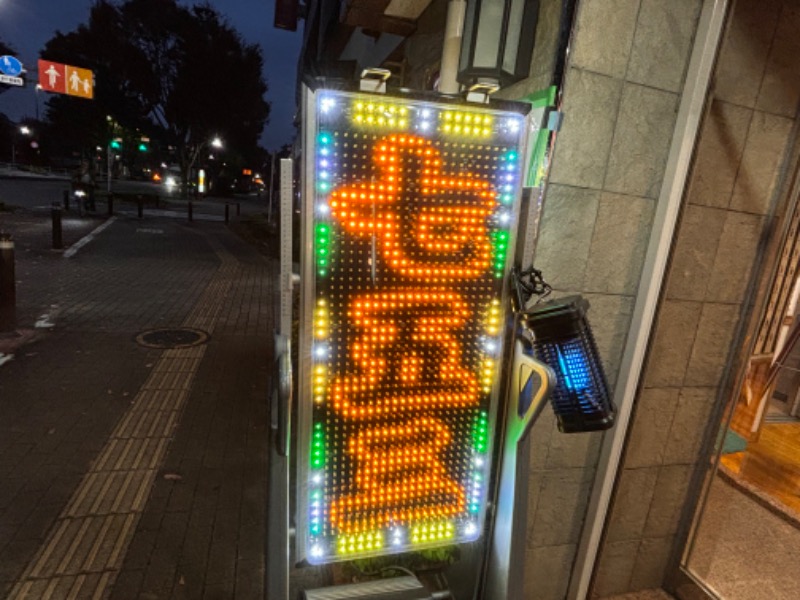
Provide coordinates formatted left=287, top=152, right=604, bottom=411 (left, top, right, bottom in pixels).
left=7, top=237, right=239, bottom=600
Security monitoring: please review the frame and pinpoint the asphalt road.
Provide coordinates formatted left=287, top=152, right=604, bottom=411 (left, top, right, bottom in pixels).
left=0, top=177, right=171, bottom=211
left=0, top=176, right=273, bottom=220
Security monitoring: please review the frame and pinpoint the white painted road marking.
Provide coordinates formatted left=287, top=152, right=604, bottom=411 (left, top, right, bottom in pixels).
left=63, top=217, right=118, bottom=258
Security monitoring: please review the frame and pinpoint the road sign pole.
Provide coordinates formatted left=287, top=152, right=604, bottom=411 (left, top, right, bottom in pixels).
left=0, top=234, right=16, bottom=331
left=52, top=203, right=63, bottom=250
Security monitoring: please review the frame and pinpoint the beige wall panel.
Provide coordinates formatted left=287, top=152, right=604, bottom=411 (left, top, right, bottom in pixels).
left=570, top=0, right=640, bottom=79
left=549, top=69, right=623, bottom=189
left=524, top=544, right=578, bottom=600
left=713, top=0, right=781, bottom=107
left=687, top=100, right=752, bottom=209
left=604, top=84, right=680, bottom=198
left=624, top=388, right=680, bottom=469
left=705, top=211, right=767, bottom=303
left=755, top=2, right=800, bottom=117
left=644, top=464, right=694, bottom=538
left=729, top=111, right=794, bottom=215
left=642, top=300, right=703, bottom=388
left=534, top=184, right=601, bottom=290
left=626, top=0, right=703, bottom=93
left=605, top=467, right=659, bottom=543
left=665, top=204, right=727, bottom=302
left=584, top=193, right=656, bottom=295
left=683, top=302, right=741, bottom=387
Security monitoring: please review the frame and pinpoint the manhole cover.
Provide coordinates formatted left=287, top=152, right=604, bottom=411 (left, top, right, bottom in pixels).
left=135, top=327, right=209, bottom=349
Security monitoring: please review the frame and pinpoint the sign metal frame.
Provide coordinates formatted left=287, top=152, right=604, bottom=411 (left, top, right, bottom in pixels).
left=294, top=87, right=530, bottom=564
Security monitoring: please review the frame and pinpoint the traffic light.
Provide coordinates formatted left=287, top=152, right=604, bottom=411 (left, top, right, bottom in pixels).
left=138, top=142, right=147, bottom=152
left=110, top=138, right=122, bottom=150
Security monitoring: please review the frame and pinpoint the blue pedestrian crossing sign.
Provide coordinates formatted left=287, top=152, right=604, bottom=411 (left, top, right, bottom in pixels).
left=0, top=55, right=23, bottom=77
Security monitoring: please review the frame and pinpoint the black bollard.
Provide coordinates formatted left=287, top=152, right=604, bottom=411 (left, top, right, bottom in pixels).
left=52, top=203, right=63, bottom=250
left=0, top=234, right=15, bottom=330
left=188, top=201, right=193, bottom=222
left=108, top=193, right=114, bottom=216
left=225, top=203, right=230, bottom=224
left=63, top=189, right=70, bottom=212
left=236, top=202, right=240, bottom=217
left=137, top=196, right=144, bottom=219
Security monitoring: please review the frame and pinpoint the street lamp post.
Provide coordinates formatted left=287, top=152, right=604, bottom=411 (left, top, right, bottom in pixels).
left=35, top=85, right=42, bottom=121
left=194, top=136, right=224, bottom=195
left=12, top=126, right=32, bottom=166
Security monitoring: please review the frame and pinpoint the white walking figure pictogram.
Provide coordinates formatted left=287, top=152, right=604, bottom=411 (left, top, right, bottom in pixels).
left=45, top=65, right=60, bottom=87
left=83, top=77, right=91, bottom=94
left=69, top=70, right=81, bottom=91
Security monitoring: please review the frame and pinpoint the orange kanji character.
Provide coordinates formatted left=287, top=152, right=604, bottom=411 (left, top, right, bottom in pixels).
left=330, top=289, right=479, bottom=420
left=329, top=416, right=465, bottom=534
left=329, top=134, right=496, bottom=280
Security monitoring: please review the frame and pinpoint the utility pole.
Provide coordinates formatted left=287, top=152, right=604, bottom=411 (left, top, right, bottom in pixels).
left=267, top=151, right=276, bottom=224
left=35, top=84, right=42, bottom=121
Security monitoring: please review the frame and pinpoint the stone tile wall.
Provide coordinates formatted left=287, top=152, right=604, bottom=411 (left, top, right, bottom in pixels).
left=396, top=0, right=798, bottom=597
left=594, top=0, right=800, bottom=596
left=506, top=1, right=705, bottom=598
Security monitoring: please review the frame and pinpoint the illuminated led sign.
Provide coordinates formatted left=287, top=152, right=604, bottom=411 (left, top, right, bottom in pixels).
left=299, top=89, right=527, bottom=564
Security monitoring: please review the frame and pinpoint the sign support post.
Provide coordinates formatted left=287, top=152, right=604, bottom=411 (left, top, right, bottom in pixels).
left=480, top=339, right=554, bottom=599
left=267, top=157, right=294, bottom=600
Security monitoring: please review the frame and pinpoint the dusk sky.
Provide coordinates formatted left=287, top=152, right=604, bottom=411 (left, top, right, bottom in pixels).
left=0, top=0, right=303, bottom=150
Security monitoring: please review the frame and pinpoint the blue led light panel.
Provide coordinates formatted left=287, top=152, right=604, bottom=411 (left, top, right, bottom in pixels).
left=300, top=90, right=527, bottom=564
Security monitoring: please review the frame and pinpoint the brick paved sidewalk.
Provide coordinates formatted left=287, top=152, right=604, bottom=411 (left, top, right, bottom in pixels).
left=0, top=211, right=275, bottom=599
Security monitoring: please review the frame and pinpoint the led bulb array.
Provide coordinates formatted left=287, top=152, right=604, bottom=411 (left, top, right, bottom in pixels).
left=329, top=134, right=496, bottom=280
left=338, top=531, right=384, bottom=555
left=468, top=414, right=489, bottom=522
left=330, top=290, right=478, bottom=420
left=317, top=133, right=333, bottom=193
left=304, top=92, right=525, bottom=564
left=486, top=299, right=502, bottom=336
left=440, top=111, right=494, bottom=138
left=481, top=358, right=496, bottom=394
left=311, top=423, right=325, bottom=470
left=410, top=520, right=455, bottom=544
left=353, top=101, right=410, bottom=129
left=314, top=299, right=329, bottom=339
left=491, top=230, right=510, bottom=278
left=309, top=487, right=324, bottom=537
left=313, top=365, right=327, bottom=405
left=329, top=417, right=464, bottom=533
left=473, top=411, right=489, bottom=454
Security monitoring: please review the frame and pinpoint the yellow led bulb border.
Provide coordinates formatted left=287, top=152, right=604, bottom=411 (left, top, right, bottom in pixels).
left=439, top=111, right=494, bottom=138
left=352, top=100, right=410, bottom=130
